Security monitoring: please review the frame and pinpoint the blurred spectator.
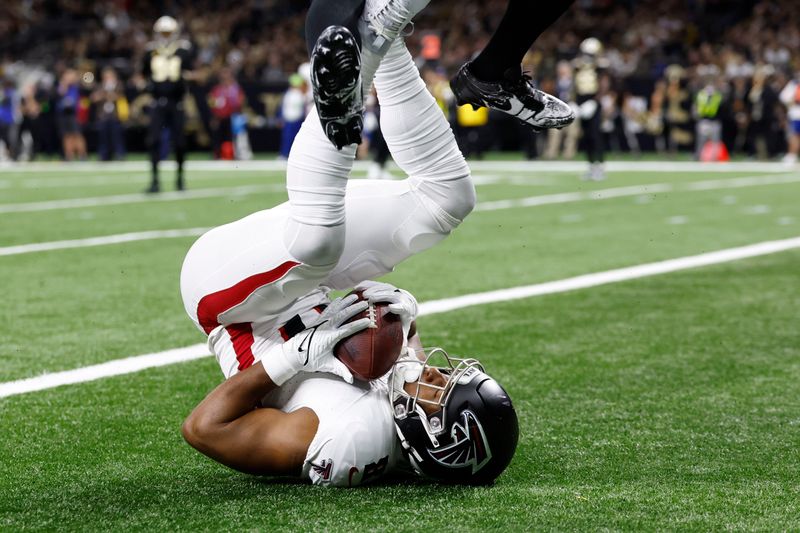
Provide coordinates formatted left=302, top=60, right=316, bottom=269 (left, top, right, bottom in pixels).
left=746, top=67, right=778, bottom=160
left=17, top=83, right=39, bottom=160
left=544, top=61, right=579, bottom=160
left=663, top=66, right=693, bottom=153
left=0, top=0, right=798, bottom=161
left=279, top=72, right=307, bottom=159
left=0, top=77, right=17, bottom=160
left=57, top=69, right=87, bottom=161
left=779, top=73, right=800, bottom=165
left=209, top=67, right=244, bottom=159
left=693, top=76, right=725, bottom=160
left=92, top=67, right=127, bottom=161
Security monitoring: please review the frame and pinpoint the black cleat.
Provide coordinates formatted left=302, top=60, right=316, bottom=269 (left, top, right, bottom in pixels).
left=451, top=62, right=575, bottom=131
left=311, top=26, right=364, bottom=150
left=144, top=182, right=160, bottom=194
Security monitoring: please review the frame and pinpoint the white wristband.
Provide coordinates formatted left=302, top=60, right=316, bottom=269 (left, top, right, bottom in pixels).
left=260, top=343, right=297, bottom=386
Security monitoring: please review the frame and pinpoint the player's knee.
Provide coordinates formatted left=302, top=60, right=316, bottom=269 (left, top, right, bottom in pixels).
left=284, top=219, right=345, bottom=267
left=415, top=171, right=476, bottom=224
left=445, top=173, right=477, bottom=223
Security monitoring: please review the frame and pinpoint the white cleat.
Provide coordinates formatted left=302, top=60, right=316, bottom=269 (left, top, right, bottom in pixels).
left=359, top=0, right=431, bottom=56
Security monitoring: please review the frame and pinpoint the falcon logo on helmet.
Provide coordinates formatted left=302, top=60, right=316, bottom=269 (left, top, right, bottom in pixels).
left=427, top=410, right=491, bottom=474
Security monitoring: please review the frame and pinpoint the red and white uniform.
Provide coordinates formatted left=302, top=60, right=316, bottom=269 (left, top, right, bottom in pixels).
left=264, top=373, right=401, bottom=486
left=179, top=41, right=472, bottom=486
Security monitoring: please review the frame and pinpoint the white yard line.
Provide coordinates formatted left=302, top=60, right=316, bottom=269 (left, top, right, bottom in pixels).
left=0, top=345, right=210, bottom=398
left=2, top=172, right=796, bottom=216
left=7, top=173, right=524, bottom=190
left=0, top=228, right=209, bottom=256
left=0, top=184, right=284, bottom=214
left=418, top=236, right=800, bottom=315
left=474, top=173, right=798, bottom=212
left=2, top=235, right=799, bottom=399
left=2, top=173, right=797, bottom=255
left=1, top=159, right=797, bottom=173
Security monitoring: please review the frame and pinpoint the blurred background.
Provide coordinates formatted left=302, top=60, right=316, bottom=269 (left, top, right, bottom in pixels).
left=0, top=0, right=798, bottom=164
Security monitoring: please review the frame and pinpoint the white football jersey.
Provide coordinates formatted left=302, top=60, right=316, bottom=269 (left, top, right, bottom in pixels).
left=261, top=373, right=401, bottom=487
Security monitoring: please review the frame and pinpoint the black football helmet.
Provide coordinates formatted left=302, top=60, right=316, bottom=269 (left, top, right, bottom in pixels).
left=389, top=348, right=519, bottom=485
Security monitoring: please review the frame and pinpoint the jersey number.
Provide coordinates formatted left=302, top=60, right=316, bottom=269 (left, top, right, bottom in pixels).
left=151, top=55, right=182, bottom=82
left=362, top=456, right=389, bottom=483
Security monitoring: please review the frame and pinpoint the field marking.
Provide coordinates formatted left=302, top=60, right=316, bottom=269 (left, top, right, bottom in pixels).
left=2, top=172, right=796, bottom=218
left=0, top=345, right=210, bottom=398
left=6, top=173, right=528, bottom=190
left=416, top=236, right=800, bottom=315
left=2, top=235, right=799, bottom=399
left=2, top=173, right=797, bottom=256
left=0, top=228, right=209, bottom=256
left=0, top=184, right=284, bottom=214
left=474, top=173, right=798, bottom=212
left=2, top=159, right=797, bottom=174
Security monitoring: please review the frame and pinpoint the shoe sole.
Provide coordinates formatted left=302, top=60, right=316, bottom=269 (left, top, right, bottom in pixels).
left=311, top=26, right=364, bottom=149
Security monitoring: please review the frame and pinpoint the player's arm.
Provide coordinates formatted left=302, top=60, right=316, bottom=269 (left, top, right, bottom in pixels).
left=183, top=294, right=371, bottom=474
left=179, top=42, right=201, bottom=82
left=182, top=361, right=317, bottom=475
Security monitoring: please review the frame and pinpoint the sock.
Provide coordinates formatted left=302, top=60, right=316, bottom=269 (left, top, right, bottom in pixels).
left=150, top=159, right=159, bottom=186
left=469, top=0, right=576, bottom=81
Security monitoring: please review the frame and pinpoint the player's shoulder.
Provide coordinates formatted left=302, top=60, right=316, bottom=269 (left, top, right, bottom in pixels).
left=302, top=386, right=397, bottom=487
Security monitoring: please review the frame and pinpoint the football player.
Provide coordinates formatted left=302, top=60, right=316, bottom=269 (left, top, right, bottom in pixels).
left=573, top=37, right=607, bottom=181
left=142, top=15, right=195, bottom=193
left=180, top=40, right=518, bottom=485
left=304, top=0, right=576, bottom=150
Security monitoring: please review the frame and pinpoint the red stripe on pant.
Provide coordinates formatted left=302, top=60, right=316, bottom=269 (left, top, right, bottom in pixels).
left=196, top=260, right=300, bottom=371
left=196, top=260, right=301, bottom=335
left=225, top=323, right=256, bottom=371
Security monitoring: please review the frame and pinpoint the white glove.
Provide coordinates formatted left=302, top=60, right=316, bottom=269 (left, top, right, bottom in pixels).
left=356, top=281, right=418, bottom=340
left=261, top=294, right=371, bottom=385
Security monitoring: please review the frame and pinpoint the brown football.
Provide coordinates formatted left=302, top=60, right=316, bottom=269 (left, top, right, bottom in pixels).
left=333, top=290, right=405, bottom=381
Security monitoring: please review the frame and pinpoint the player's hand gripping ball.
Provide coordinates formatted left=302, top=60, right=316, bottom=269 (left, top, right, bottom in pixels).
left=333, top=290, right=405, bottom=380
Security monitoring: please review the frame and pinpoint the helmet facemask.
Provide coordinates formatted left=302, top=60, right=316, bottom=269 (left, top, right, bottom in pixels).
left=389, top=348, right=487, bottom=459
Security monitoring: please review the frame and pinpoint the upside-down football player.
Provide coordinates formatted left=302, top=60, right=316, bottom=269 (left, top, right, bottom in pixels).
left=180, top=36, right=518, bottom=486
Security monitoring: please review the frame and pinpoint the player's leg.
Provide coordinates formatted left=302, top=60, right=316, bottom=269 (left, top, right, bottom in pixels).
left=470, top=0, right=576, bottom=82
left=376, top=40, right=475, bottom=222
left=146, top=103, right=165, bottom=193
left=283, top=106, right=356, bottom=288
left=181, top=211, right=338, bottom=328
left=305, top=0, right=365, bottom=56
left=172, top=104, right=187, bottom=190
left=306, top=0, right=431, bottom=149
left=324, top=41, right=475, bottom=288
left=451, top=0, right=576, bottom=131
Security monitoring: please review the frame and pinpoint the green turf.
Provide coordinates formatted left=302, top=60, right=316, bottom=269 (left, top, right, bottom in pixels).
left=1, top=161, right=799, bottom=529
left=2, top=252, right=798, bottom=530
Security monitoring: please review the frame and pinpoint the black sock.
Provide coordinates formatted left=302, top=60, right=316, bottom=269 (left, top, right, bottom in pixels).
left=150, top=158, right=159, bottom=186
left=176, top=152, right=185, bottom=186
left=305, top=0, right=366, bottom=56
left=469, top=0, right=576, bottom=81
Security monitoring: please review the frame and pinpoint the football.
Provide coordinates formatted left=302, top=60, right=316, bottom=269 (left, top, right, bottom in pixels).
left=334, top=290, right=405, bottom=381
